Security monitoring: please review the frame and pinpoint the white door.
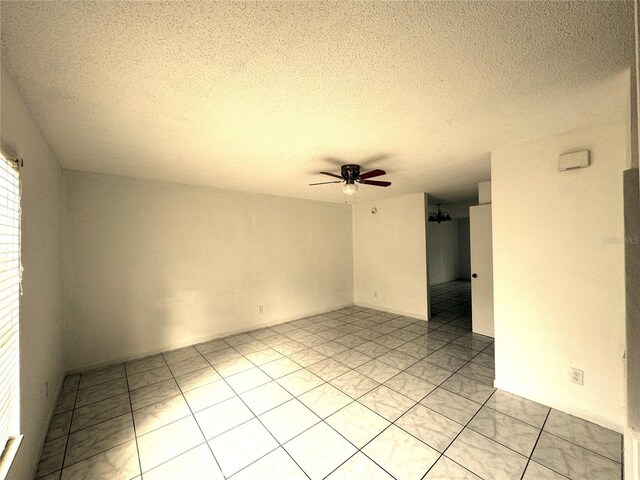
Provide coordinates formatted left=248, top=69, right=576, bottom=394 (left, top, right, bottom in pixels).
left=470, top=204, right=494, bottom=337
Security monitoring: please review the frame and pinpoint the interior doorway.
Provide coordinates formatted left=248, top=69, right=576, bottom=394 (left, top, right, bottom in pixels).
left=426, top=201, right=472, bottom=319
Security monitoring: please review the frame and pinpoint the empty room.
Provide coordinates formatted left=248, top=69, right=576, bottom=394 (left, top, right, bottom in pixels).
left=0, top=1, right=639, bottom=480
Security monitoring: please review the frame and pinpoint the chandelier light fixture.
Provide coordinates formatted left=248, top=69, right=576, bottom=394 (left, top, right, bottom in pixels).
left=428, top=203, right=452, bottom=223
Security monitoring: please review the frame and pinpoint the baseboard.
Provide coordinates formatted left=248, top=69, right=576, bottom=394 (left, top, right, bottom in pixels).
left=26, top=374, right=64, bottom=478
left=624, top=427, right=640, bottom=480
left=493, top=377, right=624, bottom=433
left=65, top=302, right=354, bottom=374
left=354, top=302, right=427, bottom=321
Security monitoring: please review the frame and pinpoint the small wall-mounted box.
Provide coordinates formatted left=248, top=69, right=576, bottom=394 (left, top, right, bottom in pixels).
left=558, top=150, right=590, bottom=171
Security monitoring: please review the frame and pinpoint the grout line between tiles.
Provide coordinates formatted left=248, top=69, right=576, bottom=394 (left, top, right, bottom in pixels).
left=318, top=310, right=476, bottom=478
left=203, top=350, right=314, bottom=478
left=519, top=409, right=554, bottom=480
left=124, top=363, right=144, bottom=479
left=155, top=350, right=228, bottom=478
left=56, top=373, right=81, bottom=477
left=542, top=429, right=624, bottom=466
left=237, top=310, right=417, bottom=477
left=421, top=370, right=496, bottom=479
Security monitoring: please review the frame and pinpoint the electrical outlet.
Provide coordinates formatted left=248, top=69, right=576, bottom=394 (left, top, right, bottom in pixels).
left=374, top=291, right=378, bottom=298
left=44, top=381, right=49, bottom=398
left=569, top=367, right=584, bottom=385
left=259, top=305, right=264, bottom=314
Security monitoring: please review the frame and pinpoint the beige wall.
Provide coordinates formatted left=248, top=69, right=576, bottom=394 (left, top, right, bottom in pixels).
left=492, top=122, right=628, bottom=430
left=63, top=171, right=354, bottom=371
left=353, top=193, right=429, bottom=319
left=1, top=66, right=64, bottom=480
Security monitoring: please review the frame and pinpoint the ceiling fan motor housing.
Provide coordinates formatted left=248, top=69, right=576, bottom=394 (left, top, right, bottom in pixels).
left=341, top=164, right=360, bottom=184
left=309, top=164, right=390, bottom=189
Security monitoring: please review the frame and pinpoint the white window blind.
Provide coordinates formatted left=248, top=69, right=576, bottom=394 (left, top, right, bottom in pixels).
left=0, top=155, right=20, bottom=457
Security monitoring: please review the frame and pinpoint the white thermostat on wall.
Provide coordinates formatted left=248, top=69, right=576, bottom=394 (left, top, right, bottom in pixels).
left=558, top=150, right=590, bottom=171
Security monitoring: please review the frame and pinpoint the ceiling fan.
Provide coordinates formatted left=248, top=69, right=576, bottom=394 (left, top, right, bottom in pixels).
left=309, top=164, right=391, bottom=195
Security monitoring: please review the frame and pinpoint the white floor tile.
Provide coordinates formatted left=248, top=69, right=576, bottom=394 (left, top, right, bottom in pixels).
left=143, top=444, right=223, bottom=480
left=230, top=447, right=307, bottom=480
left=284, top=422, right=357, bottom=480
left=137, top=416, right=205, bottom=472
left=326, top=452, right=394, bottom=480
left=298, top=383, right=352, bottom=418
left=259, top=398, right=321, bottom=443
left=239, top=380, right=293, bottom=415
left=208, top=418, right=278, bottom=477
left=195, top=396, right=255, bottom=439
left=326, top=401, right=389, bottom=448
left=363, top=425, right=439, bottom=480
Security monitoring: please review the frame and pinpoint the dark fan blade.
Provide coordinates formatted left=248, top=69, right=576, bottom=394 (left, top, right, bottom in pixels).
left=360, top=179, right=391, bottom=187
left=319, top=171, right=343, bottom=180
left=309, top=181, right=342, bottom=186
left=359, top=169, right=386, bottom=180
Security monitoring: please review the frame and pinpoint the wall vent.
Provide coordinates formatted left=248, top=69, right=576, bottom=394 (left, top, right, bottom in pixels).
left=558, top=150, right=590, bottom=171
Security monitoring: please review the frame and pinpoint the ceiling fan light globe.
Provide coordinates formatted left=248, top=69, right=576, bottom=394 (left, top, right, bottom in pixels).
left=343, top=183, right=358, bottom=195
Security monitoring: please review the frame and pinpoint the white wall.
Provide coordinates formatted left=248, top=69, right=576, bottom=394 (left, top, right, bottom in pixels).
left=427, top=220, right=460, bottom=285
left=1, top=66, right=64, bottom=480
left=624, top=168, right=640, bottom=428
left=478, top=181, right=491, bottom=204
left=492, top=122, right=628, bottom=430
left=624, top=12, right=640, bottom=476
left=353, top=193, right=428, bottom=319
left=63, top=171, right=354, bottom=371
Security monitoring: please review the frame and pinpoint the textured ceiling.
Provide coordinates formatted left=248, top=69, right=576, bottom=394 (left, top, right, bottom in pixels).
left=0, top=1, right=635, bottom=204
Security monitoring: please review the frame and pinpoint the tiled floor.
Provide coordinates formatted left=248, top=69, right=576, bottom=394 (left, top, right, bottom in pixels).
left=37, top=280, right=622, bottom=480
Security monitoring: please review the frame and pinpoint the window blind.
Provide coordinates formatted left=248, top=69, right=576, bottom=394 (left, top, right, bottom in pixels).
left=0, top=155, right=20, bottom=456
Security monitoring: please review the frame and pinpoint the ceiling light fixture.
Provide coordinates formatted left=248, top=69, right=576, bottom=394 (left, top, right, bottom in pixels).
left=428, top=203, right=452, bottom=223
left=343, top=182, right=358, bottom=195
